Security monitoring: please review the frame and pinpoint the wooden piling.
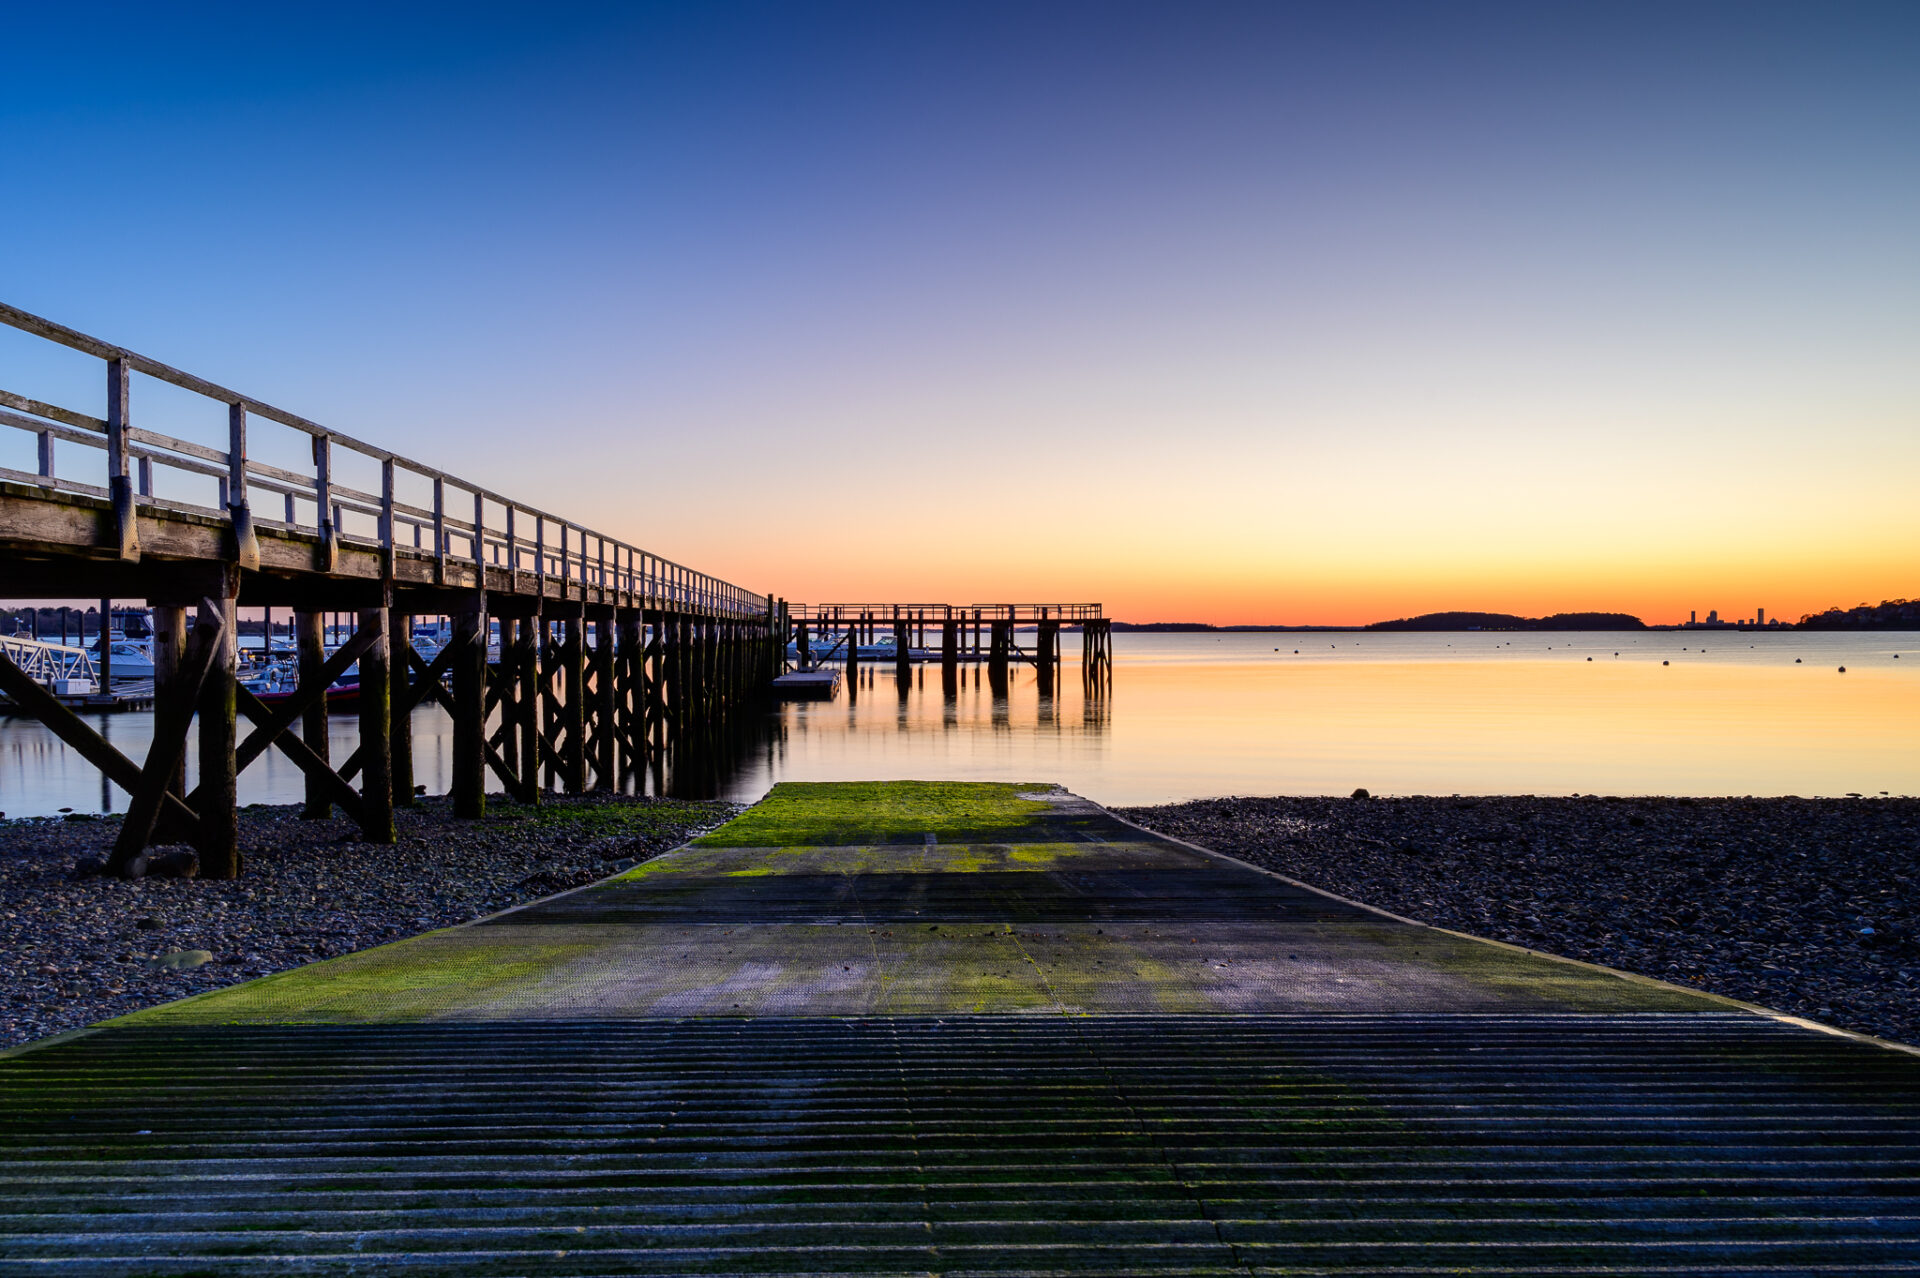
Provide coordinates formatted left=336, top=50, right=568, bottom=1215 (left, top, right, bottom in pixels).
left=591, top=608, right=616, bottom=790
left=356, top=607, right=395, bottom=843
left=389, top=608, right=414, bottom=806
left=616, top=608, right=644, bottom=784
left=559, top=614, right=587, bottom=793
left=451, top=595, right=487, bottom=818
left=293, top=610, right=331, bottom=818
left=149, top=604, right=189, bottom=803
left=518, top=610, right=543, bottom=803
left=196, top=593, right=241, bottom=876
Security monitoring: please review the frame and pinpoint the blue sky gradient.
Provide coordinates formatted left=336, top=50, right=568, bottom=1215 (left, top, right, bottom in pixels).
left=4, top=2, right=1917, bottom=620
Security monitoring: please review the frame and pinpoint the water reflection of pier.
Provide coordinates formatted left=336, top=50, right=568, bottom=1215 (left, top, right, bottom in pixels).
left=788, top=603, right=1112, bottom=698
left=750, top=659, right=1112, bottom=799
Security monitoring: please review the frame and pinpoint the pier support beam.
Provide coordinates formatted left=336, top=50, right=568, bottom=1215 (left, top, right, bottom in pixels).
left=517, top=609, right=543, bottom=804
left=591, top=606, right=617, bottom=790
left=389, top=608, right=414, bottom=806
left=560, top=612, right=588, bottom=794
left=451, top=595, right=487, bottom=818
left=616, top=608, right=644, bottom=785
left=196, top=592, right=240, bottom=877
left=356, top=607, right=394, bottom=843
left=293, top=610, right=330, bottom=819
left=1037, top=620, right=1058, bottom=696
left=988, top=620, right=1011, bottom=694
left=148, top=604, right=189, bottom=804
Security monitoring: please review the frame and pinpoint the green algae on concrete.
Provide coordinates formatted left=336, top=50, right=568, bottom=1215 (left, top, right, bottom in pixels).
left=694, top=780, right=1056, bottom=847
left=91, top=780, right=1769, bottom=1024
left=107, top=931, right=602, bottom=1025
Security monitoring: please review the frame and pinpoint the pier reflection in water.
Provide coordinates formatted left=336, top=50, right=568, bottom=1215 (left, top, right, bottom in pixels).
left=3, top=632, right=1916, bottom=817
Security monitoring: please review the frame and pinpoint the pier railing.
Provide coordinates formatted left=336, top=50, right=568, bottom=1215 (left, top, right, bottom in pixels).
left=790, top=603, right=1103, bottom=623
left=0, top=303, right=766, bottom=619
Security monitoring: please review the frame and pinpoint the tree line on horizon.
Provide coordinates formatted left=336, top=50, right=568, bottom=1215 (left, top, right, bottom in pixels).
left=1116, top=599, right=1919, bottom=631
left=1796, top=599, right=1919, bottom=629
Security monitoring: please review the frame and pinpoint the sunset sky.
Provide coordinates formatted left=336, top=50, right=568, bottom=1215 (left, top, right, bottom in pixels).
left=3, top=2, right=1916, bottom=625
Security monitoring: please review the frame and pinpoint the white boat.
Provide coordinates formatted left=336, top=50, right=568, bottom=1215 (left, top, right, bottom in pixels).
left=102, top=639, right=155, bottom=678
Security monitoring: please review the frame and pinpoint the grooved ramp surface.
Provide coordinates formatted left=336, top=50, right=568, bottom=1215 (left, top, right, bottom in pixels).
left=3, top=781, right=1917, bottom=1274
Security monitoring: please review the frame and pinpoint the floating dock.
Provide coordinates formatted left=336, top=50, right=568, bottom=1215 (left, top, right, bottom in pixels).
left=769, top=667, right=840, bottom=699
left=2, top=780, right=1915, bottom=1273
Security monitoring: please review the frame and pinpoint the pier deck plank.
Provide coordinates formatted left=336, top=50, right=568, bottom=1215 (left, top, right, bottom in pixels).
left=2, top=781, right=1916, bottom=1274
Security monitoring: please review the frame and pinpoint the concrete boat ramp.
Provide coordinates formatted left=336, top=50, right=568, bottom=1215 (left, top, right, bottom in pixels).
left=3, top=782, right=1917, bottom=1275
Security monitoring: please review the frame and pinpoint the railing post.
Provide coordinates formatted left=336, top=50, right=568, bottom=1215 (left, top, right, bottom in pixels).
left=506, top=506, right=519, bottom=591
left=313, top=434, right=338, bottom=572
left=379, top=457, right=396, bottom=556
left=224, top=402, right=260, bottom=570
left=432, top=476, right=446, bottom=584
left=472, top=491, right=486, bottom=580
left=535, top=518, right=546, bottom=599
left=36, top=428, right=53, bottom=482
left=105, top=357, right=138, bottom=560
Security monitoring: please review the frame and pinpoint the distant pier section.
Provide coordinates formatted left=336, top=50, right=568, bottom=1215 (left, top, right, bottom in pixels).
left=789, top=602, right=1111, bottom=695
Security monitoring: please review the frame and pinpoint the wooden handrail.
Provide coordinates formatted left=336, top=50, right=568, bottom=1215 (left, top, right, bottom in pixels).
left=0, top=302, right=771, bottom=619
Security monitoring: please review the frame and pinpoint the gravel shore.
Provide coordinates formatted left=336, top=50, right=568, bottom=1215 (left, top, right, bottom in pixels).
left=0, top=794, right=740, bottom=1049
left=1119, top=795, right=1920, bottom=1047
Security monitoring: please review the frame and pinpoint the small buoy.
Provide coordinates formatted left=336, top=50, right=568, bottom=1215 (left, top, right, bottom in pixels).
left=1662, top=660, right=1669, bottom=666
left=1839, top=666, right=1846, bottom=673
left=1586, top=656, right=1592, bottom=661
left=1795, top=658, right=1801, bottom=663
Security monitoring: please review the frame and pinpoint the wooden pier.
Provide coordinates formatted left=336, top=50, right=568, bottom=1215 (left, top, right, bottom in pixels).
left=789, top=602, right=1112, bottom=696
left=0, top=303, right=785, bottom=877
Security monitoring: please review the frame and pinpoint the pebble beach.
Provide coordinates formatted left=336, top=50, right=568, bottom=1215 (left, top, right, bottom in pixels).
left=1120, top=794, right=1920, bottom=1047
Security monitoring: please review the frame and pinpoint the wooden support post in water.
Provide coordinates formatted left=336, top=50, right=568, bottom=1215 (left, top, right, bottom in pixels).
left=517, top=608, right=543, bottom=804
left=149, top=604, right=189, bottom=803
left=495, top=616, right=519, bottom=780
left=941, top=620, right=958, bottom=695
left=989, top=620, right=1011, bottom=694
left=293, top=610, right=331, bottom=818
left=561, top=613, right=588, bottom=793
left=356, top=607, right=395, bottom=843
left=110, top=606, right=223, bottom=874
left=196, top=593, right=241, bottom=877
left=1037, top=619, right=1058, bottom=695
left=616, top=608, right=644, bottom=784
left=451, top=594, right=487, bottom=818
left=591, top=607, right=617, bottom=790
left=389, top=607, right=414, bottom=806
left=894, top=619, right=910, bottom=680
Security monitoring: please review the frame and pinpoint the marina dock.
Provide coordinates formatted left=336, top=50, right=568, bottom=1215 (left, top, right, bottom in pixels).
left=3, top=780, right=1914, bottom=1274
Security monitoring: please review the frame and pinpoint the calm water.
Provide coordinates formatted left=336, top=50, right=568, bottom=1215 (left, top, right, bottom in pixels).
left=2, top=631, right=1914, bottom=818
